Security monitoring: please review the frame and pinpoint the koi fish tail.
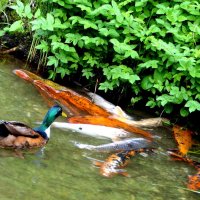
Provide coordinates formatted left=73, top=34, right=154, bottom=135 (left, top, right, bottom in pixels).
left=73, top=141, right=94, bottom=150
left=124, top=117, right=170, bottom=128
left=112, top=169, right=130, bottom=177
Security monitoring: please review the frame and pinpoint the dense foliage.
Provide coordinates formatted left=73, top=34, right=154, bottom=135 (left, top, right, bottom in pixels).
left=0, top=0, right=9, bottom=13
left=1, top=0, right=200, bottom=117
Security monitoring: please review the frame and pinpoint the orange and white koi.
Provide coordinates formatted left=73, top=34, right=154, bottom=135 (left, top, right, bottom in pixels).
left=93, top=149, right=150, bottom=178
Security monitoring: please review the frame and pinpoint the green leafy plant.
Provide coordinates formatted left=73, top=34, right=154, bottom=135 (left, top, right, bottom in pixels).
left=1, top=0, right=200, bottom=117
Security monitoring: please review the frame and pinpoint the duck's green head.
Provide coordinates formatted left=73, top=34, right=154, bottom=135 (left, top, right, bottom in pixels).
left=34, top=105, right=62, bottom=139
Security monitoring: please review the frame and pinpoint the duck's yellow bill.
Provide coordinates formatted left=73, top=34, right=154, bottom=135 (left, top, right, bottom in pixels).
left=62, top=112, right=67, bottom=117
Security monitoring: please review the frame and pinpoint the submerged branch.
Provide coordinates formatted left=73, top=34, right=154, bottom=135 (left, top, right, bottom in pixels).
left=0, top=46, right=18, bottom=54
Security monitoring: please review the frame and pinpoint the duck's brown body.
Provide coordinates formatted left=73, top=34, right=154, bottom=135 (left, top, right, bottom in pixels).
left=0, top=134, right=47, bottom=149
left=0, top=121, right=48, bottom=149
left=0, top=105, right=62, bottom=149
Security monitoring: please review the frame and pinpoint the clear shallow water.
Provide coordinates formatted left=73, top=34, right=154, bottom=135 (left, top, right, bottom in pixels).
left=0, top=55, right=199, bottom=200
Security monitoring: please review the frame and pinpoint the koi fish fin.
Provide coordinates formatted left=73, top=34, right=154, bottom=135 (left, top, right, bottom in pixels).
left=138, top=118, right=170, bottom=127
left=93, top=161, right=103, bottom=167
left=168, top=151, right=184, bottom=161
left=119, top=171, right=131, bottom=177
left=73, top=141, right=94, bottom=150
left=114, top=169, right=131, bottom=177
left=111, top=137, right=123, bottom=142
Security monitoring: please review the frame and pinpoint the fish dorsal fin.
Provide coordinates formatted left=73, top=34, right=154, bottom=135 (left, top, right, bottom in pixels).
left=113, top=106, right=132, bottom=120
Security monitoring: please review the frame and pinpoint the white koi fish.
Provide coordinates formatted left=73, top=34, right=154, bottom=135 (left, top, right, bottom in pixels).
left=51, top=122, right=132, bottom=141
left=73, top=138, right=153, bottom=152
left=87, top=92, right=133, bottom=120
left=87, top=92, right=169, bottom=127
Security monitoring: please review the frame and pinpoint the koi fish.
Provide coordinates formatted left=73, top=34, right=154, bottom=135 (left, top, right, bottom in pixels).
left=68, top=115, right=153, bottom=139
left=187, top=171, right=200, bottom=191
left=169, top=151, right=200, bottom=170
left=93, top=149, right=149, bottom=177
left=13, top=69, right=42, bottom=83
left=34, top=80, right=111, bottom=117
left=74, top=138, right=153, bottom=152
left=51, top=122, right=132, bottom=141
left=14, top=69, right=168, bottom=129
left=87, top=91, right=169, bottom=127
left=86, top=92, right=133, bottom=120
left=169, top=151, right=200, bottom=191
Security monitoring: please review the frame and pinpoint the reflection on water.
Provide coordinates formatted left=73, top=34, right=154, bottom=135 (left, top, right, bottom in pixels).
left=0, top=55, right=199, bottom=200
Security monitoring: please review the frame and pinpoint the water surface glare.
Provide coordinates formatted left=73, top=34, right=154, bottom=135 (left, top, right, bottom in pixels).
left=0, top=55, right=199, bottom=200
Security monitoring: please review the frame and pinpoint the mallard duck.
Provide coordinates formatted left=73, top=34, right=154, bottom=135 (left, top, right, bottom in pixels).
left=0, top=105, right=62, bottom=149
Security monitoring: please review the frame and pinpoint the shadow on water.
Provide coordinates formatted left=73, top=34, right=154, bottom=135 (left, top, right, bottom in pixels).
left=0, top=54, right=199, bottom=200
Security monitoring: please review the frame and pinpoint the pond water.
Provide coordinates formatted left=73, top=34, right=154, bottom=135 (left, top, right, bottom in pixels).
left=0, top=55, right=199, bottom=200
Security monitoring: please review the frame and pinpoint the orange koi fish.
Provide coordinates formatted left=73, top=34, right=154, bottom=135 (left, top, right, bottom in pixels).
left=169, top=151, right=200, bottom=170
left=187, top=171, right=200, bottom=191
left=93, top=149, right=149, bottom=178
left=14, top=69, right=168, bottom=129
left=13, top=69, right=62, bottom=109
left=68, top=115, right=153, bottom=139
left=34, top=80, right=111, bottom=117
left=13, top=69, right=100, bottom=116
left=13, top=69, right=42, bottom=83
left=169, top=151, right=200, bottom=191
left=172, top=125, right=192, bottom=155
